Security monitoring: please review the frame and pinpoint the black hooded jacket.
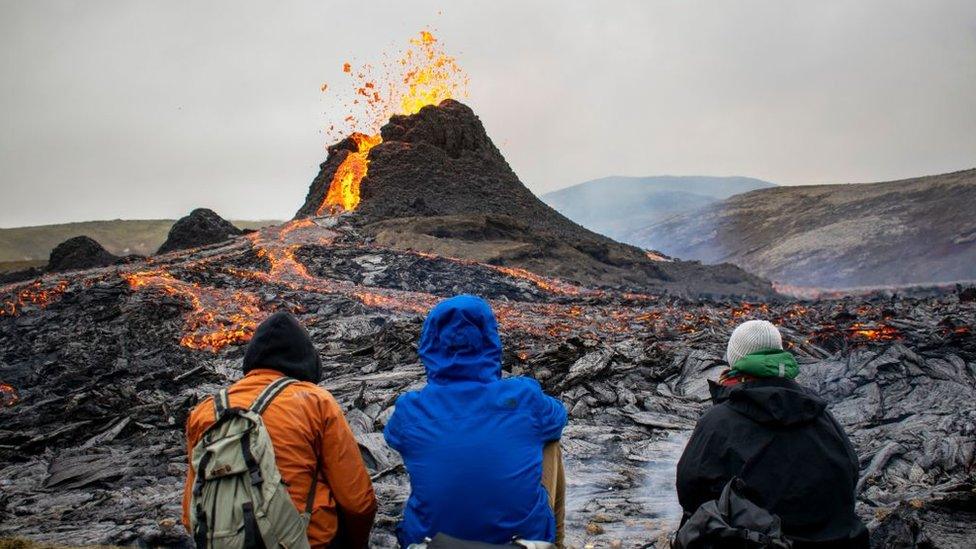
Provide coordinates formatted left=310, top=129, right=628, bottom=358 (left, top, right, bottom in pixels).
left=242, top=311, right=323, bottom=383
left=676, top=378, right=868, bottom=548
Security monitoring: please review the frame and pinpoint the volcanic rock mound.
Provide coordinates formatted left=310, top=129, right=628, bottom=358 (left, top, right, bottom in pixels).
left=298, top=100, right=774, bottom=298
left=157, top=208, right=243, bottom=254
left=47, top=236, right=119, bottom=273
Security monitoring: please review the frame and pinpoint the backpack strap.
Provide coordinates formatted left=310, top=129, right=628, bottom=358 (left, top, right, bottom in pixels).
left=305, top=457, right=320, bottom=518
left=212, top=388, right=230, bottom=417
left=193, top=450, right=214, bottom=547
left=236, top=377, right=298, bottom=489
left=249, top=376, right=297, bottom=415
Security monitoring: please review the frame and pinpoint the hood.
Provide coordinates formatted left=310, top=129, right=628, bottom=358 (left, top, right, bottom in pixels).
left=732, top=349, right=799, bottom=380
left=243, top=311, right=323, bottom=383
left=418, top=295, right=502, bottom=384
left=709, top=377, right=827, bottom=427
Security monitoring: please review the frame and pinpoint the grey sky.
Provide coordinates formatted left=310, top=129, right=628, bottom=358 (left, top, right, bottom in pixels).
left=2, top=1, right=974, bottom=227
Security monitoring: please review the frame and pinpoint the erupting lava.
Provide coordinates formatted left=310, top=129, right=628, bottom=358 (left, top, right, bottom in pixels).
left=317, top=133, right=382, bottom=215
left=318, top=30, right=468, bottom=215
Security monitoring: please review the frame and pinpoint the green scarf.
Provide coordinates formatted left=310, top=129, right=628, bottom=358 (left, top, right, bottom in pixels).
left=732, top=348, right=799, bottom=379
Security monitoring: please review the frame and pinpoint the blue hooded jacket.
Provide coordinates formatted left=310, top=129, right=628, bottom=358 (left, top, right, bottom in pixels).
left=384, top=295, right=568, bottom=546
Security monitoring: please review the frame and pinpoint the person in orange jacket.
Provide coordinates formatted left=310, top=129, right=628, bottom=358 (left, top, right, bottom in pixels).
left=182, top=311, right=377, bottom=548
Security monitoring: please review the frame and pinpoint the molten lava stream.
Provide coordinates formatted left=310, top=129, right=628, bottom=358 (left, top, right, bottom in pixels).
left=123, top=270, right=265, bottom=352
left=0, top=280, right=70, bottom=317
left=317, top=133, right=382, bottom=215
left=125, top=219, right=668, bottom=350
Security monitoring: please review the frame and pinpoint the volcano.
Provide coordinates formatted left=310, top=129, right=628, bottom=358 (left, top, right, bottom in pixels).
left=297, top=100, right=774, bottom=298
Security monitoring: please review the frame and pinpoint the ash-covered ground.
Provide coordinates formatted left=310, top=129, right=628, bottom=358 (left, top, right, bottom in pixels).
left=1, top=216, right=974, bottom=548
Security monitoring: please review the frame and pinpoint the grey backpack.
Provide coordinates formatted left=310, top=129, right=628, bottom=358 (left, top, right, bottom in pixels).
left=673, top=477, right=792, bottom=549
left=189, top=377, right=317, bottom=548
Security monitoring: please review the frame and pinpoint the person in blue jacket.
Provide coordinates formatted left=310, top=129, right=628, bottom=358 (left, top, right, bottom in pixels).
left=384, top=295, right=568, bottom=547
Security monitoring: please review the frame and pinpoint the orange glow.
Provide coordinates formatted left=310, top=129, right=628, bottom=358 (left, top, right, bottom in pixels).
left=0, top=382, right=18, bottom=408
left=123, top=270, right=264, bottom=352
left=0, top=280, right=69, bottom=317
left=492, top=266, right=582, bottom=296
left=848, top=322, right=901, bottom=341
left=316, top=30, right=468, bottom=215
left=398, top=30, right=468, bottom=116
left=730, top=302, right=770, bottom=319
left=10, top=220, right=875, bottom=359
left=644, top=251, right=671, bottom=262
left=317, top=133, right=383, bottom=215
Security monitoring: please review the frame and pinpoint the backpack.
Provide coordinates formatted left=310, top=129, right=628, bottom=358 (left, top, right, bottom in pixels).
left=189, top=377, right=318, bottom=549
left=673, top=477, right=793, bottom=549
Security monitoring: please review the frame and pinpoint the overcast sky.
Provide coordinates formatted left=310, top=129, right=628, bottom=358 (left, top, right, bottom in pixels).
left=1, top=1, right=974, bottom=227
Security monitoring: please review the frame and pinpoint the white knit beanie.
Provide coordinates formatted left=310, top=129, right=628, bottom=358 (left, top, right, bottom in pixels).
left=726, top=320, right=783, bottom=368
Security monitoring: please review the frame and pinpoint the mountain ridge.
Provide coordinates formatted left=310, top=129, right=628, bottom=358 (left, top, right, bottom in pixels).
left=541, top=175, right=776, bottom=242
left=629, top=168, right=976, bottom=287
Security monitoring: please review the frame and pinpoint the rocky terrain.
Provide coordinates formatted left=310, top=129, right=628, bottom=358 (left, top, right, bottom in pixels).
left=0, top=215, right=973, bottom=548
left=298, top=101, right=774, bottom=299
left=541, top=176, right=775, bottom=243
left=630, top=169, right=976, bottom=288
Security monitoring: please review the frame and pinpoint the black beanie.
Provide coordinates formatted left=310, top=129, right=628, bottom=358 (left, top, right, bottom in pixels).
left=242, top=311, right=323, bottom=383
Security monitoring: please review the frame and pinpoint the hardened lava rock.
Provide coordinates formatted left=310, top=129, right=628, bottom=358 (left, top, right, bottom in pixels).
left=46, top=235, right=119, bottom=273
left=157, top=208, right=243, bottom=254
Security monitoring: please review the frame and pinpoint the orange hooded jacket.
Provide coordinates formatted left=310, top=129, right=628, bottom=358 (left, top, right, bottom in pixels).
left=182, top=313, right=377, bottom=548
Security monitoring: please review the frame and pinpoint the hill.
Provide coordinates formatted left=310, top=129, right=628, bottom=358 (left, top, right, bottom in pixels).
left=0, top=219, right=279, bottom=268
left=540, top=175, right=776, bottom=242
left=297, top=100, right=774, bottom=297
left=629, top=169, right=976, bottom=287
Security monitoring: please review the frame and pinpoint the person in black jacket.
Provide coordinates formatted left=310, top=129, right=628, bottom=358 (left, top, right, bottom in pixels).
left=676, top=320, right=868, bottom=548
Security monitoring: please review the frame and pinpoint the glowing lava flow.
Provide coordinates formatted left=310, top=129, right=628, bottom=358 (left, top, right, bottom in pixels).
left=116, top=217, right=620, bottom=351
left=124, top=270, right=263, bottom=350
left=7, top=233, right=925, bottom=353
left=848, top=322, right=902, bottom=341
left=0, top=280, right=69, bottom=317
left=317, top=133, right=382, bottom=215
left=318, top=30, right=468, bottom=215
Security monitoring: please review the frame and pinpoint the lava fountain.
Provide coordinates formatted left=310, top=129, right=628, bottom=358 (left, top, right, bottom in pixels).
left=318, top=30, right=468, bottom=215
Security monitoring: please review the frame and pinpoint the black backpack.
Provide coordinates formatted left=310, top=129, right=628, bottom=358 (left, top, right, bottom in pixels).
left=673, top=477, right=793, bottom=549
